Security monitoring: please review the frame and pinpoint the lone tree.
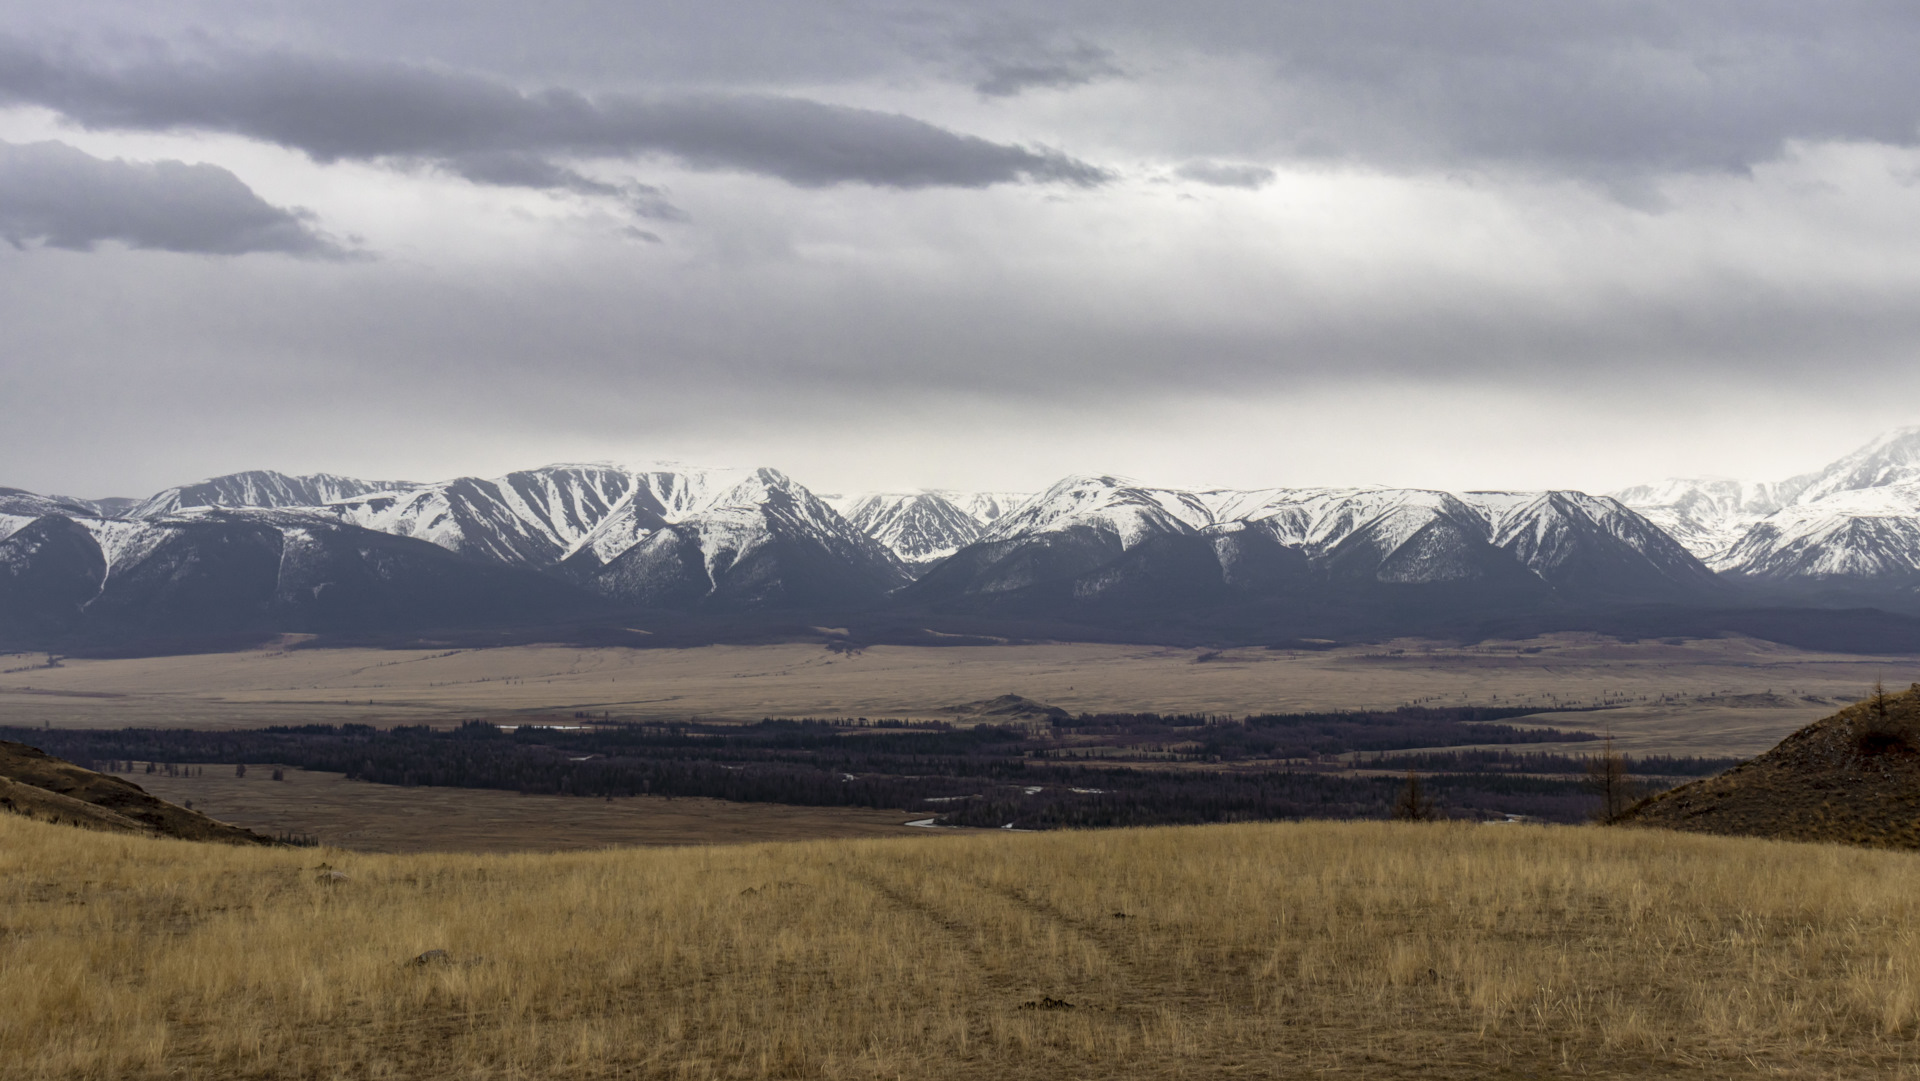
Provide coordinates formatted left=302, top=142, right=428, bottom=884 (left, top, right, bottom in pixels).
left=1585, top=731, right=1631, bottom=823
left=1393, top=769, right=1436, bottom=822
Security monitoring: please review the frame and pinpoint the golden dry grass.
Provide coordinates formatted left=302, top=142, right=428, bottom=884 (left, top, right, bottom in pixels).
left=8, top=815, right=1920, bottom=1078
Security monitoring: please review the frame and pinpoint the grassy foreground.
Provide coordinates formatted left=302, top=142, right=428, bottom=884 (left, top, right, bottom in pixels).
left=6, top=818, right=1920, bottom=1080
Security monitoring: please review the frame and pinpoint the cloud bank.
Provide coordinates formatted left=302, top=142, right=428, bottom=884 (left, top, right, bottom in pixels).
left=0, top=40, right=1111, bottom=193
left=4, top=2, right=1920, bottom=500
left=0, top=139, right=345, bottom=256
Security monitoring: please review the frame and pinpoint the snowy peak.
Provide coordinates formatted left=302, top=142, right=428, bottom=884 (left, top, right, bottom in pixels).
left=1606, top=477, right=1792, bottom=561
left=323, top=465, right=639, bottom=568
left=1615, top=426, right=1920, bottom=581
left=842, top=492, right=985, bottom=570
left=1463, top=490, right=1717, bottom=593
left=983, top=475, right=1213, bottom=548
left=587, top=467, right=910, bottom=610
left=1718, top=483, right=1920, bottom=580
left=916, top=480, right=1719, bottom=605
left=951, top=491, right=1031, bottom=523
left=131, top=470, right=408, bottom=519
left=1793, top=426, right=1920, bottom=505
left=0, top=487, right=99, bottom=521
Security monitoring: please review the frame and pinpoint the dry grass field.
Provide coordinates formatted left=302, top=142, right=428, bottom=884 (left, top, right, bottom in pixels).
left=8, top=813, right=1920, bottom=1080
left=111, top=766, right=949, bottom=852
left=2, top=635, right=1907, bottom=760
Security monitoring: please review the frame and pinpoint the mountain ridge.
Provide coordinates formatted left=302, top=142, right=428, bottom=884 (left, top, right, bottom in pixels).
left=5, top=426, right=1920, bottom=646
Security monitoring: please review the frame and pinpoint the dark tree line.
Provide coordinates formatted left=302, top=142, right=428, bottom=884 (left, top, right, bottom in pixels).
left=2, top=704, right=1636, bottom=829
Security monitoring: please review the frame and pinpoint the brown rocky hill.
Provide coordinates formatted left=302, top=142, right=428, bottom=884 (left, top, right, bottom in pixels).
left=1622, top=684, right=1920, bottom=848
left=0, top=739, right=273, bottom=844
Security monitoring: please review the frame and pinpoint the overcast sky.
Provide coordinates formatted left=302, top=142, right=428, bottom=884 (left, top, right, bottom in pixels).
left=4, top=1, right=1920, bottom=501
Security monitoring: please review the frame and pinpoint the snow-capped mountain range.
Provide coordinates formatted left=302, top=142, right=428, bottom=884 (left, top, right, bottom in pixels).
left=4, top=425, right=1920, bottom=641
left=1606, top=425, right=1920, bottom=581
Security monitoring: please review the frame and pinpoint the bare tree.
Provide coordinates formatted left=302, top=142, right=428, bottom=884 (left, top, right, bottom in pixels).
left=1585, top=731, right=1630, bottom=824
left=1393, top=769, right=1436, bottom=822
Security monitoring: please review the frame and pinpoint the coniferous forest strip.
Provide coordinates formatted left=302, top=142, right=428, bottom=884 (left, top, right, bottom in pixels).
left=4, top=706, right=1721, bottom=827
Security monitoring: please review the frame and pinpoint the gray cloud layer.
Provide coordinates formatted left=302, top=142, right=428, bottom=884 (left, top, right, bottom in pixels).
left=0, top=139, right=345, bottom=256
left=7, top=3, right=1920, bottom=498
left=0, top=40, right=1110, bottom=193
left=49, top=0, right=1915, bottom=180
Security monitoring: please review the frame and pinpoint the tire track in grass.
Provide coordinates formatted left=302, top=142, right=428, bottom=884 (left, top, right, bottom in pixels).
left=837, top=860, right=1018, bottom=997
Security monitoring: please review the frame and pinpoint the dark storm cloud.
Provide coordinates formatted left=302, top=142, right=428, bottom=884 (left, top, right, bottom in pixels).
left=57, top=0, right=1919, bottom=181
left=0, top=39, right=1111, bottom=191
left=0, top=139, right=346, bottom=256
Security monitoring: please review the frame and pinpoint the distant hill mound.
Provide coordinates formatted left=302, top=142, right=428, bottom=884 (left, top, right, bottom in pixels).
left=0, top=740, right=272, bottom=844
left=1622, top=684, right=1920, bottom=848
left=939, top=693, right=1073, bottom=724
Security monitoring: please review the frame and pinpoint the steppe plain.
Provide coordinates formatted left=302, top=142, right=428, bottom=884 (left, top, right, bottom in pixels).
left=3, top=633, right=1907, bottom=759
left=7, top=632, right=1915, bottom=850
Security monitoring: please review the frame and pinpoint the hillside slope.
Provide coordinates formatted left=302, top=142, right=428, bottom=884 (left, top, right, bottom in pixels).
left=0, top=740, right=272, bottom=844
left=1622, top=685, right=1920, bottom=847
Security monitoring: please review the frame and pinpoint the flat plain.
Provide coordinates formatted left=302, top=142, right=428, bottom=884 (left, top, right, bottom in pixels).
left=2, top=634, right=1909, bottom=762
left=112, top=766, right=948, bottom=851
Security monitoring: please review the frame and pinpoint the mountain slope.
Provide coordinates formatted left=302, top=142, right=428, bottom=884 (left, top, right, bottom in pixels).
left=1464, top=491, right=1720, bottom=597
left=559, top=467, right=747, bottom=572
left=0, top=516, right=108, bottom=633
left=841, top=492, right=985, bottom=572
left=0, top=740, right=272, bottom=844
left=63, top=509, right=590, bottom=637
left=324, top=465, right=642, bottom=568
left=905, top=476, right=1214, bottom=606
left=1617, top=427, right=1920, bottom=583
left=1604, top=478, right=1793, bottom=560
left=1792, top=426, right=1920, bottom=505
left=1623, top=685, right=1920, bottom=848
left=1716, top=485, right=1920, bottom=582
left=131, top=471, right=408, bottom=519
left=0, top=487, right=99, bottom=520
left=588, top=469, right=911, bottom=610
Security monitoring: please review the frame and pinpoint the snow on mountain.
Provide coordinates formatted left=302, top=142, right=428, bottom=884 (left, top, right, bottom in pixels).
left=560, top=466, right=749, bottom=569
left=840, top=492, right=985, bottom=571
left=1462, top=490, right=1718, bottom=593
left=1617, top=426, right=1920, bottom=581
left=1605, top=478, right=1794, bottom=561
left=58, top=506, right=585, bottom=634
left=951, top=492, right=1031, bottom=523
left=982, top=475, right=1213, bottom=548
left=323, top=464, right=643, bottom=568
left=0, top=487, right=99, bottom=520
left=1791, top=425, right=1920, bottom=504
left=588, top=468, right=910, bottom=609
left=916, top=480, right=1497, bottom=603
left=1217, top=487, right=1475, bottom=554
left=130, top=471, right=409, bottom=519
left=0, top=515, right=107, bottom=632
left=918, top=478, right=1715, bottom=604
left=1717, top=484, right=1920, bottom=580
